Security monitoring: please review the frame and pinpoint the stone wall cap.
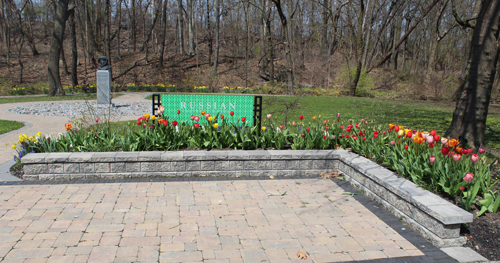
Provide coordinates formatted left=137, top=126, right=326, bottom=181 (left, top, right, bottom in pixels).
left=44, top=153, right=72, bottom=163
left=138, top=151, right=161, bottom=161
left=21, top=153, right=49, bottom=164
left=91, top=152, right=117, bottom=162
left=115, top=152, right=139, bottom=161
left=68, top=152, right=94, bottom=162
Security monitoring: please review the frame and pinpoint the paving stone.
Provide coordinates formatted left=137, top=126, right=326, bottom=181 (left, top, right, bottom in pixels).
left=159, top=251, right=202, bottom=262
left=87, top=246, right=117, bottom=263
left=6, top=248, right=53, bottom=258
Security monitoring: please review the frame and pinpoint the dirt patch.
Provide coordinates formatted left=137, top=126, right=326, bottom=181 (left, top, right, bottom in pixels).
left=464, top=212, right=500, bottom=261
left=9, top=163, right=23, bottom=179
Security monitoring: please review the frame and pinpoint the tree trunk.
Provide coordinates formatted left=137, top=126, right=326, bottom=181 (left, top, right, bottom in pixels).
left=445, top=0, right=500, bottom=148
left=60, top=43, right=70, bottom=75
left=105, top=0, right=111, bottom=63
left=349, top=0, right=364, bottom=97
left=132, top=0, right=136, bottom=51
left=265, top=3, right=274, bottom=84
left=213, top=0, right=220, bottom=75
left=321, top=0, right=328, bottom=56
left=1, top=0, right=10, bottom=65
left=177, top=0, right=184, bottom=54
left=187, top=0, right=195, bottom=55
left=159, top=0, right=168, bottom=66
left=271, top=0, right=293, bottom=94
left=47, top=0, right=72, bottom=96
left=69, top=8, right=78, bottom=87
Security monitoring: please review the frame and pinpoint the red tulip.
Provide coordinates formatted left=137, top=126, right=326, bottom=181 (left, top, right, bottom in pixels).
left=362, top=137, right=366, bottom=141
left=404, top=145, right=409, bottom=150
left=340, top=126, right=344, bottom=129
left=355, top=123, right=359, bottom=129
left=323, top=135, right=327, bottom=139
left=230, top=111, right=234, bottom=116
left=301, top=133, right=305, bottom=137
left=172, top=121, right=178, bottom=126
left=163, top=120, right=168, bottom=126
left=280, top=125, right=284, bottom=129
left=341, top=135, right=345, bottom=138
left=220, top=114, right=224, bottom=119
left=442, top=147, right=449, bottom=155
left=430, top=130, right=436, bottom=136
left=241, top=117, right=246, bottom=122
left=406, top=131, right=412, bottom=138
left=299, top=115, right=304, bottom=120
left=325, top=126, right=329, bottom=130
left=136, top=120, right=141, bottom=125
left=177, top=110, right=180, bottom=114
left=346, top=135, right=350, bottom=139
left=150, top=125, right=154, bottom=129
left=395, top=126, right=399, bottom=132
left=194, top=123, right=199, bottom=128
left=306, top=128, right=311, bottom=132
left=434, top=134, right=440, bottom=142
left=373, top=131, right=379, bottom=138
left=353, top=136, right=358, bottom=140
left=460, top=186, right=465, bottom=191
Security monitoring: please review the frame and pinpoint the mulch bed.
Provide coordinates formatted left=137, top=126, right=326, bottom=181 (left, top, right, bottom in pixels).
left=9, top=163, right=500, bottom=260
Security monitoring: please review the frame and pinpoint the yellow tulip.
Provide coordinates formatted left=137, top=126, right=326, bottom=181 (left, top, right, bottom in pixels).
left=262, top=126, right=267, bottom=131
left=151, top=115, right=156, bottom=120
left=404, top=129, right=410, bottom=136
left=144, top=113, right=150, bottom=119
left=398, top=130, right=404, bottom=137
left=213, top=123, right=219, bottom=128
left=208, top=116, right=213, bottom=122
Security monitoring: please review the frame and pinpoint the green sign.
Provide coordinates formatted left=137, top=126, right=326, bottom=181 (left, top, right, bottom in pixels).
left=160, top=94, right=255, bottom=125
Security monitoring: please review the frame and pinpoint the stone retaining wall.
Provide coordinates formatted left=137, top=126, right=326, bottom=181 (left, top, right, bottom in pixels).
left=21, top=150, right=472, bottom=248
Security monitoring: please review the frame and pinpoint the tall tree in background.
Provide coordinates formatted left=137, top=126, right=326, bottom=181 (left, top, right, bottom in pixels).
left=47, top=0, right=74, bottom=96
left=446, top=0, right=500, bottom=147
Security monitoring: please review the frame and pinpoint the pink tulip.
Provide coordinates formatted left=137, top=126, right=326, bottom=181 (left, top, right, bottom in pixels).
left=337, top=113, right=340, bottom=117
left=361, top=119, right=365, bottom=122
left=292, top=121, right=296, bottom=125
left=479, top=148, right=485, bottom=153
left=429, top=156, right=436, bottom=163
left=205, top=113, right=210, bottom=119
left=441, top=138, right=448, bottom=145
left=194, top=116, right=200, bottom=122
left=390, top=141, right=395, bottom=145
left=365, top=121, right=368, bottom=124
left=267, top=114, right=272, bottom=119
left=452, top=153, right=461, bottom=162
left=95, top=118, right=99, bottom=123
left=471, top=153, right=479, bottom=163
left=463, top=172, right=474, bottom=183
left=190, top=115, right=195, bottom=121
left=426, top=136, right=434, bottom=144
left=421, top=132, right=429, bottom=140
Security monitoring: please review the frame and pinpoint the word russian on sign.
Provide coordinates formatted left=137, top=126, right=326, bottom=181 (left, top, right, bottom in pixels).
left=96, top=70, right=112, bottom=104
left=159, top=94, right=256, bottom=125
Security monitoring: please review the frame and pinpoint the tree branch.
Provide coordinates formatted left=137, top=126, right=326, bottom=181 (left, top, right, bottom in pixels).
left=451, top=0, right=475, bottom=28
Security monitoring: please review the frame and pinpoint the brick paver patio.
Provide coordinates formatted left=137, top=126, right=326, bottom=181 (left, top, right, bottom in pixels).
left=0, top=177, right=456, bottom=263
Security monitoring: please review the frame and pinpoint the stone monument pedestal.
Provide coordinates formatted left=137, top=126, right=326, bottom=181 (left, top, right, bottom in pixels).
left=96, top=70, right=112, bottom=105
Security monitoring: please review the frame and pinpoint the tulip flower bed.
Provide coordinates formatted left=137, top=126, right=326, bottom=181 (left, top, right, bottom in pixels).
left=11, top=109, right=500, bottom=215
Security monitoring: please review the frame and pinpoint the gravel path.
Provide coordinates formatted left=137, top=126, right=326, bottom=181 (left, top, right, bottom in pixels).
left=5, top=101, right=150, bottom=117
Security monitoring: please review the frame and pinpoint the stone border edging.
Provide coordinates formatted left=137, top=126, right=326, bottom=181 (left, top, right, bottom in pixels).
left=21, top=149, right=472, bottom=248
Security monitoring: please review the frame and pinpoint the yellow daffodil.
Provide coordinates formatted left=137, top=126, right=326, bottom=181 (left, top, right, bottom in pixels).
left=213, top=123, right=219, bottom=128
left=37, top=132, right=42, bottom=137
left=11, top=145, right=16, bottom=149
left=4, top=142, right=7, bottom=146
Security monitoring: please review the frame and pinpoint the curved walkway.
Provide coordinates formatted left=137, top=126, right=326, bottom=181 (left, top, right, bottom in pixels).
left=0, top=93, right=151, bottom=165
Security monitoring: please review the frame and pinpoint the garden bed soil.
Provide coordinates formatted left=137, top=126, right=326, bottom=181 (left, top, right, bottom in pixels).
left=10, top=162, right=500, bottom=261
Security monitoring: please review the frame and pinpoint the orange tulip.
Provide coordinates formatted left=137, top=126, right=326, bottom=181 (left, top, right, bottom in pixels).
left=448, top=139, right=459, bottom=147
left=389, top=123, right=395, bottom=130
left=455, top=147, right=463, bottom=154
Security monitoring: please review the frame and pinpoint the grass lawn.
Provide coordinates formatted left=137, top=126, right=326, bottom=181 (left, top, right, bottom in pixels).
left=138, top=94, right=500, bottom=156
left=0, top=120, right=24, bottom=135
left=0, top=93, right=123, bottom=104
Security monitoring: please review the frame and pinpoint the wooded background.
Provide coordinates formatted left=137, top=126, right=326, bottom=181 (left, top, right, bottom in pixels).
left=0, top=0, right=496, bottom=99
